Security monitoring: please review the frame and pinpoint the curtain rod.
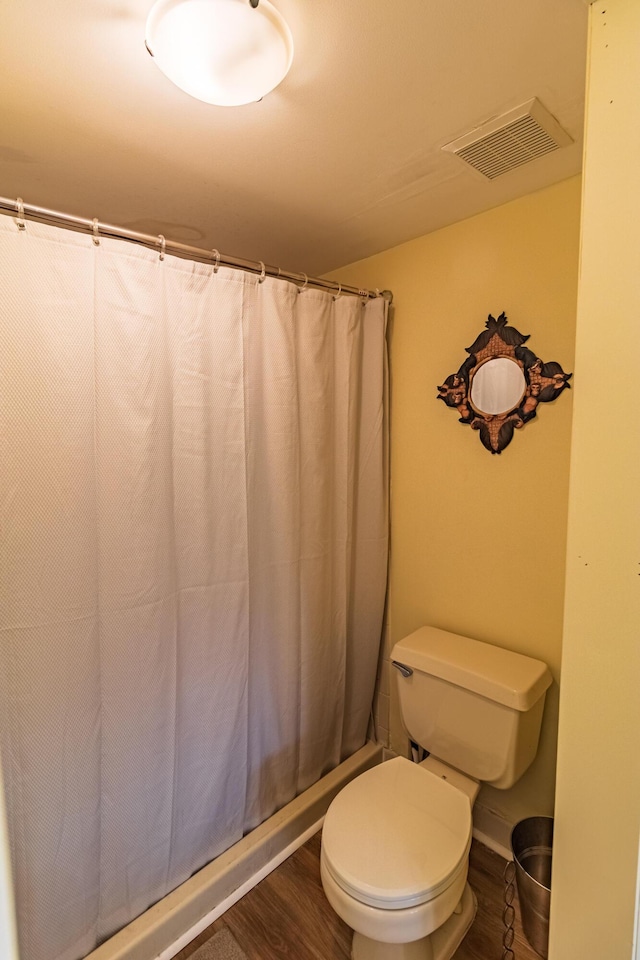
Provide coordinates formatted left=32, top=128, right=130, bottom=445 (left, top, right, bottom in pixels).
left=0, top=197, right=392, bottom=303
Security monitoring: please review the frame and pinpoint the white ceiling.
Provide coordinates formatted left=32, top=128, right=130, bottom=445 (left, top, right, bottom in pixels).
left=0, top=0, right=588, bottom=276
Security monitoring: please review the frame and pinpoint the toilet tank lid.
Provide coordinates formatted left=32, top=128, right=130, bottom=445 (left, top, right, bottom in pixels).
left=391, top=626, right=552, bottom=711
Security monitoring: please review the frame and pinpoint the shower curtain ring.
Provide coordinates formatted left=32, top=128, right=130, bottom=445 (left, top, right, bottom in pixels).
left=15, top=197, right=26, bottom=231
left=297, top=272, right=308, bottom=295
left=211, top=249, right=220, bottom=274
left=92, top=218, right=100, bottom=246
left=258, top=260, right=266, bottom=283
left=333, top=282, right=342, bottom=301
left=158, top=234, right=166, bottom=261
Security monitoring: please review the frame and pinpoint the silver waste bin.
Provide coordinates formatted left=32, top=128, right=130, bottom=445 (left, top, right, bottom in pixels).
left=511, top=816, right=553, bottom=958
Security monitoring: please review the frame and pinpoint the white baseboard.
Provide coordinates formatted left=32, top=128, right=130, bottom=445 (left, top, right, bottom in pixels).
left=84, top=742, right=382, bottom=960
left=155, top=816, right=325, bottom=960
left=472, top=802, right=514, bottom=862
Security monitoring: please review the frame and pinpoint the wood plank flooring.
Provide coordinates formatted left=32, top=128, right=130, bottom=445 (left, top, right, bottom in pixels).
left=175, top=833, right=541, bottom=960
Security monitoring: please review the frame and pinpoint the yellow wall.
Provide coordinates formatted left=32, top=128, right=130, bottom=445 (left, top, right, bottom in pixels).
left=331, top=176, right=581, bottom=827
left=550, top=3, right=640, bottom=957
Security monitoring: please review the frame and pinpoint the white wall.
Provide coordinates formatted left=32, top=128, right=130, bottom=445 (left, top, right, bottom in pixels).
left=0, top=761, right=19, bottom=960
left=330, top=178, right=580, bottom=835
left=549, top=2, right=640, bottom=957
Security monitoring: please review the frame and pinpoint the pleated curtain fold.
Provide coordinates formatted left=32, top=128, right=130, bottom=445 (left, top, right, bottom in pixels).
left=0, top=217, right=388, bottom=960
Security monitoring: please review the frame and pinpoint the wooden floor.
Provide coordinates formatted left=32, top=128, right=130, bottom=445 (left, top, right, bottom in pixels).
left=175, top=833, right=541, bottom=960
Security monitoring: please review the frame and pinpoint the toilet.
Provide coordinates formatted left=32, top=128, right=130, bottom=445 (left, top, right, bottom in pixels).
left=321, top=625, right=553, bottom=960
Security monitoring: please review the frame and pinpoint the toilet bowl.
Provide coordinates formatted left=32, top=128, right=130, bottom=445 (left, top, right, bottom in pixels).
left=320, top=625, right=553, bottom=960
left=321, top=756, right=478, bottom=960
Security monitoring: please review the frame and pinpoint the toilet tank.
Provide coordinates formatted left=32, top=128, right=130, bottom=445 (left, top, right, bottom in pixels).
left=391, top=626, right=553, bottom=789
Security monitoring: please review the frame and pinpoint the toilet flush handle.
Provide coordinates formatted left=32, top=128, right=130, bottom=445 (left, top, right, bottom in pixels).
left=391, top=660, right=413, bottom=678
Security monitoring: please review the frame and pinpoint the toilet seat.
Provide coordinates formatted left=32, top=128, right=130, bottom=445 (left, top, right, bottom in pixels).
left=322, top=756, right=472, bottom=911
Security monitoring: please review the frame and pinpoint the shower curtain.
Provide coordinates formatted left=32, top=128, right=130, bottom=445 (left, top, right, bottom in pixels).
left=0, top=217, right=388, bottom=960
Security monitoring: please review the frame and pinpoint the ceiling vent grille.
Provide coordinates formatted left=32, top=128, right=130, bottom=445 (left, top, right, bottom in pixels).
left=442, top=98, right=573, bottom=180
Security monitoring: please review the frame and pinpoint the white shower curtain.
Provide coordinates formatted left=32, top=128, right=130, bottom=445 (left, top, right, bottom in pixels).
left=0, top=217, right=388, bottom=960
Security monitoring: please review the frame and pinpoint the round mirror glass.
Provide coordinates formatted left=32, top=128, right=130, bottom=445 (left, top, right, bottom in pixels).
left=470, top=357, right=526, bottom=415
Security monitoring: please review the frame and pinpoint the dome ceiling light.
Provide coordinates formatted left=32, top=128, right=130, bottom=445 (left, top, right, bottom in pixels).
left=145, top=0, right=294, bottom=107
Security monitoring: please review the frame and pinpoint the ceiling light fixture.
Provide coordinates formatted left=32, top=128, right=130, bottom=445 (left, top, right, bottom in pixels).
left=145, top=0, right=294, bottom=107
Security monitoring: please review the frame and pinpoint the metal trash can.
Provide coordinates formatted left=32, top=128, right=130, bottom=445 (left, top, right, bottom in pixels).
left=511, top=816, right=553, bottom=958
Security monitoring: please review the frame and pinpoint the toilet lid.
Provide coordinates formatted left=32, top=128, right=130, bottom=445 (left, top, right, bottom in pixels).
left=322, top=756, right=472, bottom=910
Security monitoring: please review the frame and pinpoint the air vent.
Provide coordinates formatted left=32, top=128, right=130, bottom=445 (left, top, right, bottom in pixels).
left=442, top=98, right=573, bottom=180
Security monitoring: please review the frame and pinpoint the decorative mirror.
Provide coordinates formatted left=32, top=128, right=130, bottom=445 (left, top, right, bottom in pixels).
left=437, top=313, right=572, bottom=454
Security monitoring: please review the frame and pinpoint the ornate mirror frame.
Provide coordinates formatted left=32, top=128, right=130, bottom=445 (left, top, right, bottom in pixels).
left=437, top=313, right=572, bottom=454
